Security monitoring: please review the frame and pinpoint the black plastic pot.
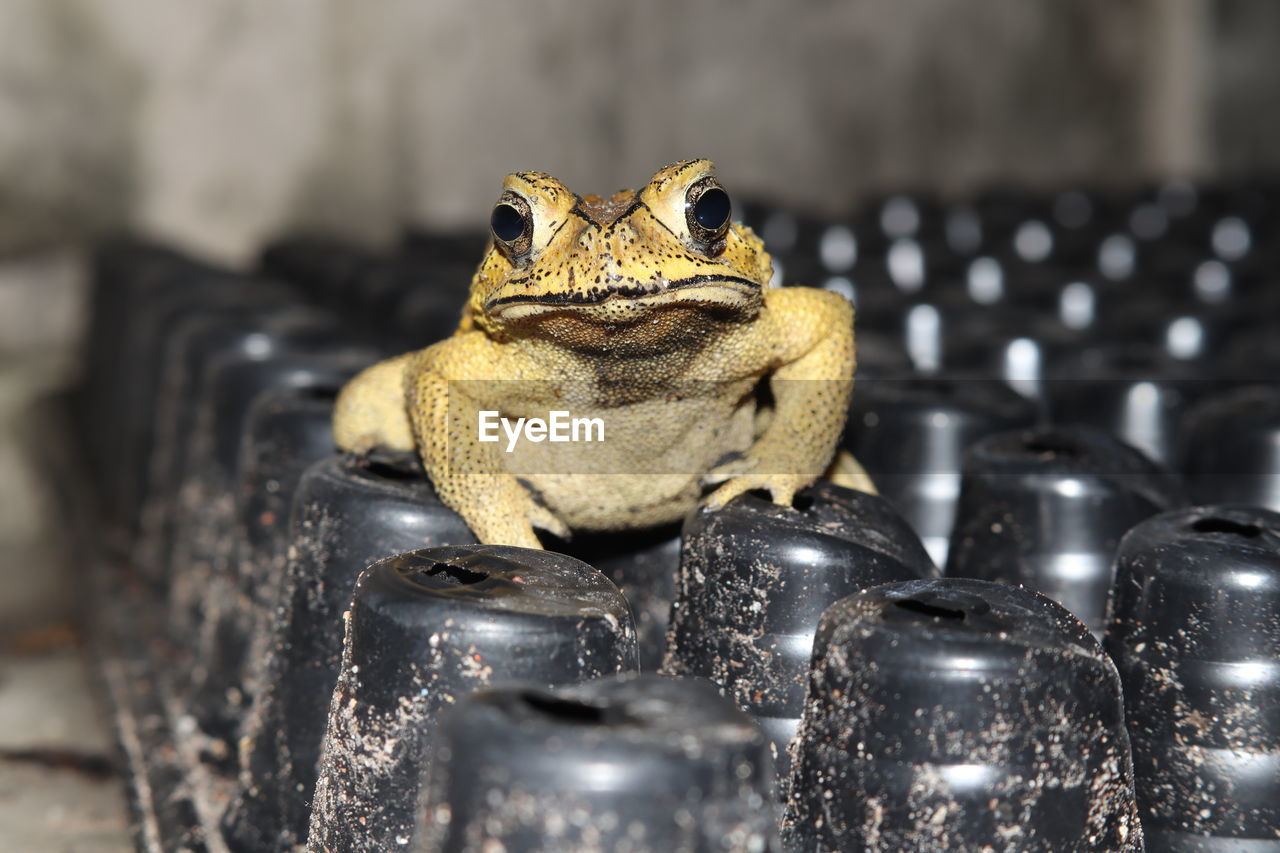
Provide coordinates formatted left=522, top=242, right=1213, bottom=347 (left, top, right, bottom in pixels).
left=259, top=236, right=469, bottom=350
left=222, top=453, right=475, bottom=853
left=663, top=482, right=937, bottom=790
left=1105, top=505, right=1280, bottom=850
left=945, top=425, right=1186, bottom=635
left=133, top=306, right=339, bottom=580
left=1045, top=343, right=1210, bottom=467
left=1085, top=290, right=1248, bottom=366
left=400, top=227, right=489, bottom=267
left=783, top=578, right=1142, bottom=852
left=843, top=374, right=1039, bottom=565
left=90, top=246, right=293, bottom=546
left=81, top=239, right=222, bottom=516
left=166, top=341, right=377, bottom=714
left=183, top=379, right=366, bottom=739
left=307, top=545, right=639, bottom=853
left=1182, top=384, right=1280, bottom=511
left=415, top=675, right=776, bottom=853
left=258, top=235, right=380, bottom=310
left=236, top=385, right=345, bottom=609
left=938, top=311, right=1077, bottom=406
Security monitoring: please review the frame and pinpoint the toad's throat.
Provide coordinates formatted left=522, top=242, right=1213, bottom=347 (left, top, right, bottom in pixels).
left=484, top=273, right=761, bottom=311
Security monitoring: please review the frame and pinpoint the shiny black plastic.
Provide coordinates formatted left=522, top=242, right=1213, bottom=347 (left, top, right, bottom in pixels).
left=663, top=482, right=937, bottom=787
left=783, top=578, right=1142, bottom=852
left=1105, top=505, right=1280, bottom=849
left=81, top=239, right=226, bottom=524
left=1182, top=385, right=1280, bottom=511
left=259, top=236, right=380, bottom=309
left=260, top=236, right=470, bottom=349
left=236, top=386, right=342, bottom=607
left=184, top=382, right=352, bottom=738
left=946, top=425, right=1185, bottom=634
left=91, top=250, right=291, bottom=544
left=416, top=675, right=776, bottom=853
left=308, top=546, right=639, bottom=853
left=222, top=454, right=475, bottom=853
left=562, top=525, right=681, bottom=671
left=133, top=306, right=339, bottom=578
left=167, top=345, right=376, bottom=718
left=1046, top=343, right=1209, bottom=467
left=843, top=374, right=1038, bottom=565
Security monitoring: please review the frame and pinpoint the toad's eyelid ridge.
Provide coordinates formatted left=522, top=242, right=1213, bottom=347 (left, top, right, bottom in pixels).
left=490, top=191, right=534, bottom=259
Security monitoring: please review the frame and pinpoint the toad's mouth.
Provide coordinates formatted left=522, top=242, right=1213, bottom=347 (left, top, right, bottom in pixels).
left=484, top=274, right=762, bottom=319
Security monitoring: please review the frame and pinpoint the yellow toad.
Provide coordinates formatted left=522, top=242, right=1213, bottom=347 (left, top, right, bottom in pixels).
left=333, top=159, right=872, bottom=548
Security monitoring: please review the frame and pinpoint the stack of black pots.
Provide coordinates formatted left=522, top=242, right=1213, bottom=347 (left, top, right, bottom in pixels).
left=76, top=173, right=1279, bottom=853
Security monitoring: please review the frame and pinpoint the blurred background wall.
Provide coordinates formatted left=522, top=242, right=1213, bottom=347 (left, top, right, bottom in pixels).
left=2, top=0, right=1278, bottom=264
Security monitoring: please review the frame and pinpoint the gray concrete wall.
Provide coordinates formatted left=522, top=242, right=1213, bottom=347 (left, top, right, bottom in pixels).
left=6, top=0, right=1274, bottom=263
left=1210, top=0, right=1280, bottom=178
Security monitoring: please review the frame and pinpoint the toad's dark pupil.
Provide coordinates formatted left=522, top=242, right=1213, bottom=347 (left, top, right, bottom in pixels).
left=491, top=204, right=526, bottom=243
left=694, top=187, right=731, bottom=232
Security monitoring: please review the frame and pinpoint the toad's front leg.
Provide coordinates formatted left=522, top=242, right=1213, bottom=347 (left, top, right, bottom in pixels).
left=705, top=286, right=871, bottom=507
left=404, top=335, right=569, bottom=549
left=333, top=336, right=567, bottom=548
left=332, top=352, right=418, bottom=455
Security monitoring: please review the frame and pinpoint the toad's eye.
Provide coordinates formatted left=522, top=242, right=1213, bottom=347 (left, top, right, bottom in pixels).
left=491, top=192, right=533, bottom=257
left=686, top=177, right=732, bottom=246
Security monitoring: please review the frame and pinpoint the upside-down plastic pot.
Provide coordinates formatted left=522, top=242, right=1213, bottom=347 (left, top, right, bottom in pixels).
left=663, top=482, right=937, bottom=789
left=93, top=252, right=291, bottom=545
left=1219, top=325, right=1280, bottom=387
left=1045, top=343, right=1209, bottom=467
left=258, top=237, right=469, bottom=350
left=946, top=425, right=1185, bottom=635
left=82, top=239, right=196, bottom=394
left=133, top=306, right=338, bottom=580
left=783, top=578, right=1143, bottom=853
left=307, top=545, right=639, bottom=853
left=236, top=386, right=344, bottom=610
left=81, top=239, right=223, bottom=513
left=849, top=327, right=914, bottom=381
left=222, top=454, right=475, bottom=853
left=391, top=268, right=479, bottom=350
left=209, top=385, right=343, bottom=730
left=1105, top=505, right=1280, bottom=849
left=401, top=227, right=489, bottom=267
left=1088, top=292, right=1246, bottom=366
left=882, top=292, right=994, bottom=373
left=1182, top=384, right=1280, bottom=511
left=416, top=675, right=777, bottom=853
left=939, top=312, right=1077, bottom=405
left=166, top=343, right=376, bottom=719
left=259, top=235, right=380, bottom=311
left=843, top=374, right=1039, bottom=565
left=183, top=377, right=369, bottom=739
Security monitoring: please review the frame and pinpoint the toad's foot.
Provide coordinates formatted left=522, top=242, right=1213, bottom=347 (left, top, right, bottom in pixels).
left=701, top=447, right=876, bottom=509
left=701, top=449, right=815, bottom=510
left=459, top=474, right=570, bottom=549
